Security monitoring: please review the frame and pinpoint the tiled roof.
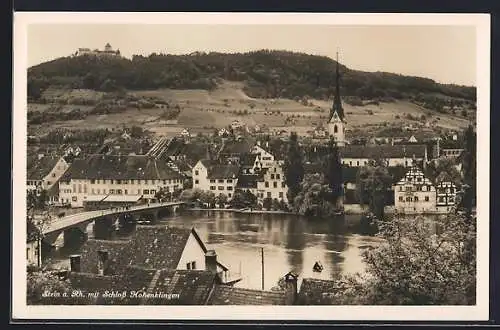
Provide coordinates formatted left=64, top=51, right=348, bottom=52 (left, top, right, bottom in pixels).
left=236, top=174, right=262, bottom=189
left=240, top=153, right=258, bottom=166
left=146, top=270, right=217, bottom=305
left=207, top=285, right=287, bottom=305
left=126, top=225, right=205, bottom=270
left=27, top=156, right=60, bottom=180
left=220, top=140, right=253, bottom=155
left=297, top=278, right=342, bottom=305
left=207, top=165, right=240, bottom=179
left=80, top=239, right=131, bottom=274
left=341, top=145, right=426, bottom=159
left=61, top=155, right=184, bottom=181
left=69, top=266, right=157, bottom=305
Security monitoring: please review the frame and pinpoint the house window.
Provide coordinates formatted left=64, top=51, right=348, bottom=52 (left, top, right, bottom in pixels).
left=116, top=189, right=122, bottom=195
left=356, top=161, right=360, bottom=166
left=228, top=193, right=232, bottom=198
left=439, top=197, right=445, bottom=203
left=414, top=196, right=419, bottom=202
left=150, top=190, right=156, bottom=195
left=281, top=182, right=285, bottom=188
left=218, top=186, right=224, bottom=190
left=267, top=192, right=272, bottom=198
left=279, top=192, right=284, bottom=198
left=72, top=196, right=77, bottom=202
left=97, top=189, right=100, bottom=194
left=227, top=179, right=233, bottom=183
left=334, top=125, right=338, bottom=133
left=265, top=182, right=269, bottom=188
left=406, top=197, right=412, bottom=202
left=425, top=196, right=429, bottom=202
left=210, top=179, right=216, bottom=183
left=276, top=174, right=280, bottom=180
left=399, top=196, right=404, bottom=202
left=271, top=174, right=275, bottom=179
left=399, top=186, right=403, bottom=191
left=210, top=186, right=216, bottom=190
left=90, top=179, right=96, bottom=184
left=195, top=170, right=199, bottom=176
left=110, top=189, right=115, bottom=194
left=124, top=189, right=128, bottom=195
left=131, top=179, right=135, bottom=184
left=186, top=261, right=196, bottom=270
left=273, top=182, right=278, bottom=188
left=406, top=186, right=411, bottom=191
left=110, top=179, right=114, bottom=184
left=52, top=173, right=56, bottom=177
left=227, top=186, right=233, bottom=191
left=195, top=179, right=199, bottom=184
left=218, top=179, right=224, bottom=183
left=143, top=189, right=149, bottom=195
left=122, top=180, right=128, bottom=184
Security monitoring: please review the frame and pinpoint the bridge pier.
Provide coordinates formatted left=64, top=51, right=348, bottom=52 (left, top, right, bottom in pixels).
left=94, top=216, right=115, bottom=240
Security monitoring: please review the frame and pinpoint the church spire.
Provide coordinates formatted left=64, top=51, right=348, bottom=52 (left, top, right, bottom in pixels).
left=331, top=51, right=345, bottom=122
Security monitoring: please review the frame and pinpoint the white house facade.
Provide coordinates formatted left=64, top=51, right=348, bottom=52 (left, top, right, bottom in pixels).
left=59, top=155, right=185, bottom=208
left=256, top=162, right=288, bottom=203
left=393, top=166, right=436, bottom=214
left=192, top=160, right=239, bottom=199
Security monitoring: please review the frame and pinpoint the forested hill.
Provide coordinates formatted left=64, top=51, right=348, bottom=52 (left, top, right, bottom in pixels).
left=28, top=50, right=476, bottom=102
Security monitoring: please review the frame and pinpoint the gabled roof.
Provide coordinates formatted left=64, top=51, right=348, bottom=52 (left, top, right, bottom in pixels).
left=394, top=166, right=434, bottom=186
left=208, top=165, right=240, bottom=179
left=61, top=155, right=184, bottom=181
left=27, top=156, right=61, bottom=180
left=341, top=144, right=426, bottom=159
left=297, top=278, right=342, bottom=305
left=240, top=153, right=258, bottom=167
left=146, top=270, right=218, bottom=305
left=236, top=174, right=263, bottom=189
left=207, top=285, right=287, bottom=305
left=127, top=225, right=206, bottom=270
left=219, top=140, right=253, bottom=155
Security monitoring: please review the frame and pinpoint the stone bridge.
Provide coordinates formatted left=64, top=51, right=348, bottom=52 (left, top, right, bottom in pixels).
left=42, top=201, right=185, bottom=248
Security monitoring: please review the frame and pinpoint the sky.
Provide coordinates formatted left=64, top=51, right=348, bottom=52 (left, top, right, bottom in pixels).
left=27, top=24, right=477, bottom=86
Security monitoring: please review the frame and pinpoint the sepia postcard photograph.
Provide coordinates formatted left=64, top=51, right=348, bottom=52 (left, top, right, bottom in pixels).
left=12, top=12, right=490, bottom=321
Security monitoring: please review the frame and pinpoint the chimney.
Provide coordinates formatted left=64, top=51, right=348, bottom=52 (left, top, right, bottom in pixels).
left=283, top=271, right=299, bottom=305
left=70, top=254, right=81, bottom=272
left=97, top=250, right=109, bottom=275
left=205, top=250, right=218, bottom=274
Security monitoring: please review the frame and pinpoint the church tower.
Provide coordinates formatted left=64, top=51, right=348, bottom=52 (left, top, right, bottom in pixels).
left=328, top=52, right=346, bottom=147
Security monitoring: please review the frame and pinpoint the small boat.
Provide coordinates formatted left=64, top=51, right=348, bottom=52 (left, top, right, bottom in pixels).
left=313, top=261, right=324, bottom=273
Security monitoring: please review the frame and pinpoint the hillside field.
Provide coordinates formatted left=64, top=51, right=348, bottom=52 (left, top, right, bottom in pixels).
left=27, top=81, right=471, bottom=138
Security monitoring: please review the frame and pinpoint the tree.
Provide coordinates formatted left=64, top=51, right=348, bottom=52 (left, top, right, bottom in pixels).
left=283, top=132, right=304, bottom=202
left=230, top=190, right=258, bottom=209
left=215, top=194, right=228, bottom=208
left=316, top=211, right=476, bottom=305
left=27, top=268, right=73, bottom=305
left=323, top=139, right=343, bottom=207
left=292, top=173, right=338, bottom=217
left=200, top=191, right=216, bottom=208
left=355, top=161, right=393, bottom=220
left=262, top=197, right=273, bottom=210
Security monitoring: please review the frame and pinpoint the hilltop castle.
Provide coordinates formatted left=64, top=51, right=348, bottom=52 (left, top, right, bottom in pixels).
left=327, top=52, right=346, bottom=147
left=74, top=43, right=121, bottom=58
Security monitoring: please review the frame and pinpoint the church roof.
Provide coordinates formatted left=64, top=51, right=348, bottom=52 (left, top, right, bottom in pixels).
left=329, top=54, right=345, bottom=123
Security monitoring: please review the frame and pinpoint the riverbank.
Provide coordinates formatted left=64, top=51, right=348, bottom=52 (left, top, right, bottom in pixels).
left=186, top=208, right=296, bottom=215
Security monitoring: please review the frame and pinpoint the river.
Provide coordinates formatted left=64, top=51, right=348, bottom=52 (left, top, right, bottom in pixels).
left=47, top=210, right=384, bottom=291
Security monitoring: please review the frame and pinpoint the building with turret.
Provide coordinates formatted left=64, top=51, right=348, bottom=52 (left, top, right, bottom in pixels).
left=327, top=52, right=346, bottom=147
left=74, top=43, right=121, bottom=57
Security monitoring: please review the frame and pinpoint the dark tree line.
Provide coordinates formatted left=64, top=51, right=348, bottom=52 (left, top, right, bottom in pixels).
left=28, top=50, right=476, bottom=102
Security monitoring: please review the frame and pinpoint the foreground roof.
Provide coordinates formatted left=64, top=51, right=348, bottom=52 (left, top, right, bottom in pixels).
left=207, top=285, right=287, bottom=305
left=297, top=278, right=342, bottom=305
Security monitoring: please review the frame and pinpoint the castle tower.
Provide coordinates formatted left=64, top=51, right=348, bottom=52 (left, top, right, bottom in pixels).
left=104, top=43, right=112, bottom=52
left=328, top=52, right=346, bottom=147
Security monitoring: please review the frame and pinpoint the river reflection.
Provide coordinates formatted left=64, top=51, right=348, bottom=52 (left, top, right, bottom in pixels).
left=158, top=211, right=383, bottom=290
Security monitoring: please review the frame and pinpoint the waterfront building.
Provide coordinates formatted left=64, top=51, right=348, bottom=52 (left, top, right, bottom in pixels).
left=192, top=160, right=239, bottom=199
left=27, top=155, right=70, bottom=192
left=59, top=155, right=186, bottom=208
left=393, top=166, right=437, bottom=214
left=341, top=144, right=428, bottom=168
left=436, top=181, right=458, bottom=212
left=251, top=143, right=276, bottom=168
left=255, top=162, right=289, bottom=203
